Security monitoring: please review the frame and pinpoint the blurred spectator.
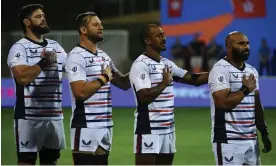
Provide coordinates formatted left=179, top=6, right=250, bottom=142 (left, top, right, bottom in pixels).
left=188, top=33, right=206, bottom=72
left=271, top=49, right=276, bottom=76
left=205, top=37, right=225, bottom=70
left=259, top=38, right=271, bottom=76
left=170, top=37, right=191, bottom=70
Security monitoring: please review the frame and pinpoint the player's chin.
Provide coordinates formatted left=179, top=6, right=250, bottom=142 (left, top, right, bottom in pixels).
left=160, top=46, right=167, bottom=51
left=96, top=36, right=104, bottom=42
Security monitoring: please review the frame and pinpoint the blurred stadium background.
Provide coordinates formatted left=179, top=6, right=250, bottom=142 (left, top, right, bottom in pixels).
left=1, top=0, right=276, bottom=165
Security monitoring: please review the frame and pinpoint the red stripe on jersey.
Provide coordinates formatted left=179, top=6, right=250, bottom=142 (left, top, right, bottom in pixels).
left=85, top=101, right=111, bottom=105
left=96, top=115, right=113, bottom=119
left=158, top=95, right=174, bottom=98
left=240, top=134, right=257, bottom=138
left=226, top=120, right=254, bottom=124
left=149, top=110, right=173, bottom=113
left=24, top=95, right=60, bottom=99
left=160, top=122, right=174, bottom=126
left=236, top=106, right=255, bottom=109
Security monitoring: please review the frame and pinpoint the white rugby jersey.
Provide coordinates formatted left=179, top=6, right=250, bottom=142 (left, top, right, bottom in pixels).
left=65, top=44, right=118, bottom=129
left=209, top=58, right=259, bottom=144
left=7, top=37, right=67, bottom=120
left=129, top=54, right=187, bottom=135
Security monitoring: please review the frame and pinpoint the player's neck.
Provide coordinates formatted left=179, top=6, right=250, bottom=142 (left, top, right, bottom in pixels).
left=79, top=38, right=97, bottom=54
left=25, top=31, right=44, bottom=43
left=225, top=56, right=243, bottom=68
left=145, top=47, right=161, bottom=62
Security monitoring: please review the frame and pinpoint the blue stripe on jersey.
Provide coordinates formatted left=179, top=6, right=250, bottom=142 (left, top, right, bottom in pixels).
left=226, top=130, right=256, bottom=135
left=227, top=138, right=257, bottom=140
left=25, top=107, right=61, bottom=109
left=36, top=99, right=62, bottom=102
left=83, top=112, right=112, bottom=115
left=150, top=119, right=174, bottom=123
left=234, top=117, right=255, bottom=120
left=153, top=99, right=172, bottom=102
left=239, top=102, right=255, bottom=105
left=160, top=113, right=174, bottom=116
left=86, top=119, right=112, bottom=122
left=230, top=110, right=254, bottom=112
left=159, top=105, right=174, bottom=108
left=25, top=114, right=61, bottom=117
left=231, top=124, right=255, bottom=128
left=151, top=125, right=175, bottom=130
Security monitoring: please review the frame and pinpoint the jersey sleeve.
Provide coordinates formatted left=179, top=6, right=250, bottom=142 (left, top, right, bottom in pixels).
left=252, top=67, right=259, bottom=90
left=168, top=60, right=188, bottom=78
left=55, top=43, right=67, bottom=69
left=7, top=43, right=28, bottom=68
left=208, top=65, right=230, bottom=94
left=129, top=61, right=151, bottom=92
left=105, top=54, right=119, bottom=73
left=65, top=53, right=86, bottom=83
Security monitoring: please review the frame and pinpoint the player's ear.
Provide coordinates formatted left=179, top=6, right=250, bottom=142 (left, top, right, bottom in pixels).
left=80, top=26, right=87, bottom=34
left=23, top=19, right=30, bottom=27
left=145, top=38, right=150, bottom=45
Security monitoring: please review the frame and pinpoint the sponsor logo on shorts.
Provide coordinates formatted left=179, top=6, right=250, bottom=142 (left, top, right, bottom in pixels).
left=144, top=142, right=153, bottom=150
left=20, top=141, right=29, bottom=147
left=82, top=140, right=92, bottom=147
left=224, top=156, right=234, bottom=164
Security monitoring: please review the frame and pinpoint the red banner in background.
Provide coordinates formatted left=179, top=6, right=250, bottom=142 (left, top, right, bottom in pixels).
left=232, top=0, right=266, bottom=18
left=168, top=0, right=183, bottom=18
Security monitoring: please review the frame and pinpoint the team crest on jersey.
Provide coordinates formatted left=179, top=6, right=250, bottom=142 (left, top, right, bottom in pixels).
left=72, top=66, right=77, bottom=72
left=151, top=65, right=156, bottom=70
left=140, top=73, right=145, bottom=80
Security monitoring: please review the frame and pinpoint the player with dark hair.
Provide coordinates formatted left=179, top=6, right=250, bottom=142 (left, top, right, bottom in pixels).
left=129, top=24, right=209, bottom=165
left=208, top=31, right=272, bottom=165
left=7, top=4, right=67, bottom=165
left=65, top=12, right=130, bottom=165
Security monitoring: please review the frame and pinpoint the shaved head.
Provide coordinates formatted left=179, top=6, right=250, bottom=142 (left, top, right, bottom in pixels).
left=225, top=31, right=250, bottom=61
left=225, top=31, right=244, bottom=48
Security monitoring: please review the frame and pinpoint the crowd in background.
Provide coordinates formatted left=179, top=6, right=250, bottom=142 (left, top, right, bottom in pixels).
left=170, top=34, right=276, bottom=76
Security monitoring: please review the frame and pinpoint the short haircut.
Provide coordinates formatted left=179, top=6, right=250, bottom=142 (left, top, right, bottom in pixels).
left=18, top=4, right=44, bottom=33
left=76, top=12, right=98, bottom=34
left=140, top=24, right=158, bottom=46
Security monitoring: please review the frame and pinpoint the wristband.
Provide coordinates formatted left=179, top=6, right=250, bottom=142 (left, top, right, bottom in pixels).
left=97, top=78, right=105, bottom=86
left=240, top=85, right=250, bottom=96
left=102, top=74, right=110, bottom=82
left=37, top=59, right=47, bottom=70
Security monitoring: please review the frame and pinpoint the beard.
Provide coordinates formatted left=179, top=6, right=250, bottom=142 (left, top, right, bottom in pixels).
left=30, top=24, right=50, bottom=35
left=232, top=48, right=250, bottom=61
left=87, top=33, right=103, bottom=44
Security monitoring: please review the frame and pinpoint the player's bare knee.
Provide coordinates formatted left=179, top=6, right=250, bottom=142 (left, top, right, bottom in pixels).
left=17, top=152, right=37, bottom=165
left=39, top=148, right=60, bottom=165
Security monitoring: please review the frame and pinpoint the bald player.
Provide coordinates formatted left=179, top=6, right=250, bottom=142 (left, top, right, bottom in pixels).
left=208, top=31, right=272, bottom=165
